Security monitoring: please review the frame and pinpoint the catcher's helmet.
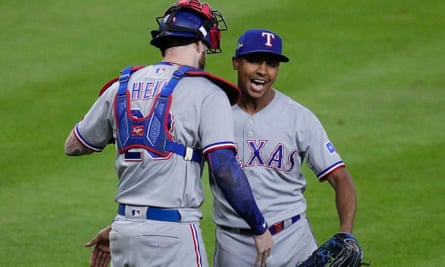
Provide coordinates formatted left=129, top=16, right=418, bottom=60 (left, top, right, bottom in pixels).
left=150, top=0, right=227, bottom=53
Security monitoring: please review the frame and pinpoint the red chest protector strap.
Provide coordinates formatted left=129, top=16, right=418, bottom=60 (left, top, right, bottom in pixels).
left=184, top=70, right=240, bottom=105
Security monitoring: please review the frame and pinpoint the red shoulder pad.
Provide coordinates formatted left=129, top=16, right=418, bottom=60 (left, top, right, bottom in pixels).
left=98, top=66, right=145, bottom=97
left=185, top=71, right=240, bottom=105
left=98, top=77, right=119, bottom=96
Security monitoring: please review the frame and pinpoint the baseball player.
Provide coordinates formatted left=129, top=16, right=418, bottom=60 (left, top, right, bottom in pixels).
left=82, top=28, right=360, bottom=266
left=211, top=29, right=359, bottom=266
left=64, top=2, right=273, bottom=267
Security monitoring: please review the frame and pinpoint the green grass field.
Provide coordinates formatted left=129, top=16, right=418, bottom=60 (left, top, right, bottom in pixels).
left=1, top=0, right=444, bottom=266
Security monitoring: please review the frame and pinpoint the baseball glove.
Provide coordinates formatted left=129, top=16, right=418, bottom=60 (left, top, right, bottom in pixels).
left=296, top=233, right=370, bottom=267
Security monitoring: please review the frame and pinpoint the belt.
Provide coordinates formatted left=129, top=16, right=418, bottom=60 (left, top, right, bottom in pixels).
left=118, top=204, right=181, bottom=222
left=220, top=214, right=301, bottom=236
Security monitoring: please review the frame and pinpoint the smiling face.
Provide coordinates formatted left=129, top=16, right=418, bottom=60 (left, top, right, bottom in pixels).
left=232, top=52, right=280, bottom=110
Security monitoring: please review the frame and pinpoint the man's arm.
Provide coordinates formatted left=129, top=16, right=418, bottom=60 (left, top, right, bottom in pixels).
left=207, top=148, right=272, bottom=266
left=325, top=167, right=357, bottom=233
left=64, top=130, right=95, bottom=156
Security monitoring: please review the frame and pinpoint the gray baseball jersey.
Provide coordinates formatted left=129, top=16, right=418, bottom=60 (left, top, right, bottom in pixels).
left=212, top=89, right=344, bottom=228
left=74, top=63, right=241, bottom=267
left=212, top=89, right=344, bottom=266
left=75, top=63, right=236, bottom=215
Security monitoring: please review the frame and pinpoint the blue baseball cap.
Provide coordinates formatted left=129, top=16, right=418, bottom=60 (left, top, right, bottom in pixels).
left=235, top=29, right=289, bottom=62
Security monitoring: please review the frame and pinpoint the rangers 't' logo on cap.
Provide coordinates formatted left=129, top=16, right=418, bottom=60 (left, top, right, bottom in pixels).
left=234, top=29, right=289, bottom=62
left=261, top=32, right=275, bottom=47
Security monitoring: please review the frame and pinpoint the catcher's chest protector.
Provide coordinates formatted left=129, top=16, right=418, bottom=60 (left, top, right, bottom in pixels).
left=114, top=65, right=202, bottom=162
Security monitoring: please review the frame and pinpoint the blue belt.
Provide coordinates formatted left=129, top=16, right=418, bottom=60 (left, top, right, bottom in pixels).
left=118, top=204, right=181, bottom=222
left=220, top=214, right=301, bottom=236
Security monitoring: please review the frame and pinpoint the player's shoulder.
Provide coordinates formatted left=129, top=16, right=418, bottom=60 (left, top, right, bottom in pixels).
left=178, top=76, right=228, bottom=97
left=273, top=90, right=322, bottom=123
left=274, top=90, right=311, bottom=112
left=98, top=78, right=119, bottom=97
left=98, top=64, right=164, bottom=96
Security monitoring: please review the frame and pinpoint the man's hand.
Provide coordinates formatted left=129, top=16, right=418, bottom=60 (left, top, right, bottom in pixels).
left=84, top=225, right=112, bottom=267
left=253, top=230, right=273, bottom=267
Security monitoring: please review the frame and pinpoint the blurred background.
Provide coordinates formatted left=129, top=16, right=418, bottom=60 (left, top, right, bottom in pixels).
left=1, top=0, right=444, bottom=266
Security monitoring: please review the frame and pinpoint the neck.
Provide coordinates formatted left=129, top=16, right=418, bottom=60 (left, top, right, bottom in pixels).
left=162, top=43, right=201, bottom=68
left=238, top=89, right=275, bottom=115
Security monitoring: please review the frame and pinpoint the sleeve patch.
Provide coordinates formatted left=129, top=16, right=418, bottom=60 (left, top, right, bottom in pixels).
left=325, top=141, right=336, bottom=155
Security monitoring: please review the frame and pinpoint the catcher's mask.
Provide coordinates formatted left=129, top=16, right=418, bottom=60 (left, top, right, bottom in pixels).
left=150, top=0, right=227, bottom=54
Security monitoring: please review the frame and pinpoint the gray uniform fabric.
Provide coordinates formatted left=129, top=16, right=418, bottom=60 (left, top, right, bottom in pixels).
left=74, top=63, right=237, bottom=267
left=212, top=90, right=344, bottom=266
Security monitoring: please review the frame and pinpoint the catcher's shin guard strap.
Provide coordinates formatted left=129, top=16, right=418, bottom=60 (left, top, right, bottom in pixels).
left=165, top=141, right=202, bottom=162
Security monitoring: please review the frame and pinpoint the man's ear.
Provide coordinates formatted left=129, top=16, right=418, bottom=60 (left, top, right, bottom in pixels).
left=196, top=41, right=208, bottom=54
left=232, top=56, right=239, bottom=70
